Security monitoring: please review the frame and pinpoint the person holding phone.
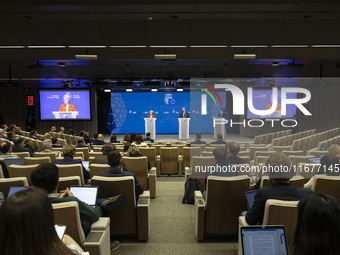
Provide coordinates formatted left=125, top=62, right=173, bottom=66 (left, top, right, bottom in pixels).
left=0, top=188, right=85, bottom=255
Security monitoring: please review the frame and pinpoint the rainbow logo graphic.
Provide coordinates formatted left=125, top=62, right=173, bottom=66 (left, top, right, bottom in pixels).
left=200, top=83, right=223, bottom=106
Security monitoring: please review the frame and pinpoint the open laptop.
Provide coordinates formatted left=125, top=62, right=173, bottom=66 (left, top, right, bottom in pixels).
left=7, top=186, right=30, bottom=197
left=309, top=157, right=321, bottom=164
left=241, top=225, right=288, bottom=255
left=245, top=190, right=257, bottom=209
left=69, top=186, right=98, bottom=206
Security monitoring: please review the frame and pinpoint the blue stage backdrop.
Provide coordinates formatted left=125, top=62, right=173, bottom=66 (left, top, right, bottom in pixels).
left=109, top=92, right=227, bottom=134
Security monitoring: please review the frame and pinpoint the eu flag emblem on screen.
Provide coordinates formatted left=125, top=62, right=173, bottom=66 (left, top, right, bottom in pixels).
left=107, top=108, right=116, bottom=133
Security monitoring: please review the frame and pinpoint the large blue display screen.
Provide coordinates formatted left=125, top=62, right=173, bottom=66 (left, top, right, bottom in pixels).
left=110, top=92, right=226, bottom=134
left=39, top=90, right=91, bottom=120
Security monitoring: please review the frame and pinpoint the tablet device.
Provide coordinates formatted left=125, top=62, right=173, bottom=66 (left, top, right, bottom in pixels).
left=7, top=186, right=30, bottom=198
left=69, top=186, right=98, bottom=206
left=241, top=225, right=288, bottom=255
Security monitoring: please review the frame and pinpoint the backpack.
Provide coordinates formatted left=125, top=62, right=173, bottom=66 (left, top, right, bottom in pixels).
left=182, top=178, right=204, bottom=204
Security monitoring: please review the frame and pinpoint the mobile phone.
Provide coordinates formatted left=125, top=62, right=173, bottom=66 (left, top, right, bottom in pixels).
left=54, top=224, right=66, bottom=239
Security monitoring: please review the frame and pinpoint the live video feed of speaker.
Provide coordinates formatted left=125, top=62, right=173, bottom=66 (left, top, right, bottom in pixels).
left=39, top=90, right=91, bottom=120
left=109, top=92, right=227, bottom=134
left=246, top=90, right=297, bottom=119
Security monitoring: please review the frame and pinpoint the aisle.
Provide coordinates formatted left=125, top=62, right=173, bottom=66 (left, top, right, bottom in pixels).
left=114, top=177, right=237, bottom=255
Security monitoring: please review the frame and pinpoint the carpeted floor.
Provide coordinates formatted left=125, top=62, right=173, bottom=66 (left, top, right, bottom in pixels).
left=112, top=176, right=238, bottom=255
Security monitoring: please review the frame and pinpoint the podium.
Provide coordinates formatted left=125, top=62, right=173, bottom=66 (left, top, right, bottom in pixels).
left=52, top=111, right=78, bottom=119
left=144, top=118, right=156, bottom=139
left=178, top=118, right=190, bottom=140
left=213, top=117, right=226, bottom=139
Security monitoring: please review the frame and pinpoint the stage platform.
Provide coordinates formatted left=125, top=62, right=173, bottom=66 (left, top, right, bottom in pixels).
left=103, top=133, right=254, bottom=144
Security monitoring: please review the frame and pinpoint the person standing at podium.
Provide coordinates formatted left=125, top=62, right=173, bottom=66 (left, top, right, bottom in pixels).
left=179, top=107, right=190, bottom=118
left=59, top=93, right=76, bottom=112
left=148, top=110, right=155, bottom=118
left=218, top=109, right=226, bottom=118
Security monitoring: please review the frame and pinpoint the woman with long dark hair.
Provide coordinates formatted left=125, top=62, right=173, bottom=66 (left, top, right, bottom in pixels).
left=294, top=193, right=340, bottom=255
left=0, top=188, right=81, bottom=255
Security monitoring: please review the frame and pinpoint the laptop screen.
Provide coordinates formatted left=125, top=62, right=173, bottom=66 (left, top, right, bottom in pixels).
left=241, top=226, right=288, bottom=255
left=245, top=190, right=257, bottom=208
left=7, top=186, right=30, bottom=197
left=69, top=186, right=98, bottom=206
left=309, top=157, right=321, bottom=164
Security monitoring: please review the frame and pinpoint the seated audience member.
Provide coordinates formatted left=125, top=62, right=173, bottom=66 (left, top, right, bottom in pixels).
left=43, top=132, right=51, bottom=140
left=14, top=126, right=22, bottom=135
left=304, top=153, right=340, bottom=190
left=1, top=124, right=8, bottom=131
left=59, top=126, right=65, bottom=133
left=41, top=139, right=60, bottom=158
left=6, top=131, right=15, bottom=141
left=206, top=147, right=238, bottom=179
left=31, top=163, right=123, bottom=237
left=127, top=144, right=151, bottom=170
left=123, top=134, right=130, bottom=143
left=12, top=137, right=33, bottom=157
left=67, top=126, right=77, bottom=136
left=211, top=133, right=227, bottom=145
left=293, top=193, right=340, bottom=255
left=76, top=138, right=90, bottom=151
left=245, top=153, right=313, bottom=225
left=0, top=128, right=7, bottom=138
left=51, top=137, right=63, bottom=148
left=92, top=133, right=105, bottom=145
left=0, top=141, right=20, bottom=159
left=225, top=142, right=247, bottom=165
left=50, top=125, right=57, bottom=132
left=7, top=124, right=16, bottom=132
left=129, top=133, right=136, bottom=143
left=143, top=132, right=154, bottom=143
left=110, top=135, right=120, bottom=144
left=93, top=143, right=116, bottom=164
left=54, top=144, right=90, bottom=183
left=0, top=187, right=86, bottom=255
left=122, top=142, right=131, bottom=156
left=29, top=130, right=37, bottom=140
left=96, top=151, right=144, bottom=200
left=328, top=143, right=340, bottom=158
left=132, top=134, right=149, bottom=147
left=191, top=133, right=206, bottom=144
left=79, top=130, right=90, bottom=144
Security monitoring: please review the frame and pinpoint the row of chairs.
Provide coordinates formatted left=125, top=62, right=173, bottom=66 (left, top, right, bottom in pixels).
left=271, top=129, right=316, bottom=147
left=252, top=129, right=292, bottom=145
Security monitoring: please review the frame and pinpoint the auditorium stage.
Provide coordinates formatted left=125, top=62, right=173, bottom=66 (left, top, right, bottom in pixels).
left=103, top=133, right=254, bottom=144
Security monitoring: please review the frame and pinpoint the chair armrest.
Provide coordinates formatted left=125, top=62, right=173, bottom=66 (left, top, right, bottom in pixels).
left=178, top=155, right=183, bottom=177
left=185, top=167, right=191, bottom=182
left=91, top=217, right=110, bottom=231
left=148, top=168, right=157, bottom=198
left=239, top=216, right=248, bottom=227
left=156, top=155, right=160, bottom=177
left=137, top=197, right=150, bottom=241
left=140, top=190, right=150, bottom=199
left=84, top=217, right=111, bottom=255
left=194, top=193, right=205, bottom=241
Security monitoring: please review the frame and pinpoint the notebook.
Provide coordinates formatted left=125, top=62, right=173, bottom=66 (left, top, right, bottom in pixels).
left=7, top=186, right=30, bottom=197
left=309, top=157, right=321, bottom=164
left=69, top=186, right=98, bottom=206
left=245, top=190, right=257, bottom=208
left=241, top=225, right=288, bottom=255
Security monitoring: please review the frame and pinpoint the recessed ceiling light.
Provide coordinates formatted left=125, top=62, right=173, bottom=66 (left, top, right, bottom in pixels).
left=68, top=46, right=107, bottom=48
left=151, top=89, right=158, bottom=92
left=75, top=55, right=98, bottom=60
left=27, top=46, right=66, bottom=48
left=104, top=89, right=111, bottom=92
left=154, top=54, right=176, bottom=59
left=150, top=45, right=187, bottom=48
left=126, top=89, right=133, bottom=92
left=177, top=88, right=184, bottom=92
left=58, top=62, right=66, bottom=67
left=234, top=54, right=256, bottom=59
left=310, top=45, right=340, bottom=48
left=271, top=45, right=309, bottom=48
left=190, top=45, right=227, bottom=48
left=230, top=45, right=268, bottom=48
left=272, top=62, right=280, bottom=66
left=0, top=46, right=25, bottom=49
left=148, top=16, right=153, bottom=20
left=109, top=45, right=147, bottom=48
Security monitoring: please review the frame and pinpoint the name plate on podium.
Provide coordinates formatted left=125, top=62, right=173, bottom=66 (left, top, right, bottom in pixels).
left=52, top=111, right=78, bottom=119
